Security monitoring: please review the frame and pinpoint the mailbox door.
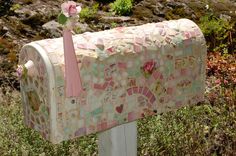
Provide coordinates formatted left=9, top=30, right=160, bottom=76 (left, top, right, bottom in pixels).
left=19, top=43, right=57, bottom=142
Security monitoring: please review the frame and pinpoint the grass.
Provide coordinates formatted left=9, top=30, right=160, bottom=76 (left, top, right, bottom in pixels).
left=0, top=89, right=98, bottom=156
left=138, top=102, right=236, bottom=155
left=0, top=85, right=235, bottom=155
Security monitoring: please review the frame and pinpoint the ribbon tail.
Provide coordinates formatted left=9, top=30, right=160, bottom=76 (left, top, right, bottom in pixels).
left=63, top=29, right=83, bottom=97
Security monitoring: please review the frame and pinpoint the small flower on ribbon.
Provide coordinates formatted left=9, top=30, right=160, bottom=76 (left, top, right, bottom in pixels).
left=16, top=65, right=27, bottom=79
left=58, top=1, right=81, bottom=29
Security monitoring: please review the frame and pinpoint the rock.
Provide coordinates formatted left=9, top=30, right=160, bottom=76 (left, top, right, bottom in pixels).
left=155, top=11, right=165, bottom=18
left=166, top=1, right=186, bottom=9
left=220, top=14, right=231, bottom=22
left=100, top=16, right=133, bottom=23
left=152, top=3, right=163, bottom=16
left=76, top=22, right=93, bottom=33
left=6, top=16, right=37, bottom=38
left=13, top=1, right=60, bottom=27
left=42, top=20, right=62, bottom=38
left=0, top=19, right=9, bottom=36
left=42, top=21, right=93, bottom=37
left=14, top=9, right=41, bottom=26
left=132, top=5, right=154, bottom=20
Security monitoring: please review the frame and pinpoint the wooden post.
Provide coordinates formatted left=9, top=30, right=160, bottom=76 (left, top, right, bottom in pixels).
left=98, top=121, right=137, bottom=156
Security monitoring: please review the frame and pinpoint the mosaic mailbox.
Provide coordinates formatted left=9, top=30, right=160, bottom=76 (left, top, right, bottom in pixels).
left=19, top=19, right=207, bottom=143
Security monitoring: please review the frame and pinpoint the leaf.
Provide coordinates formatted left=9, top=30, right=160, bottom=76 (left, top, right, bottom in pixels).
left=58, top=13, right=68, bottom=25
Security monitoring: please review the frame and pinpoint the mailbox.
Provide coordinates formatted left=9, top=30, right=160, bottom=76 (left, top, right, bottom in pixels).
left=19, top=19, right=207, bottom=143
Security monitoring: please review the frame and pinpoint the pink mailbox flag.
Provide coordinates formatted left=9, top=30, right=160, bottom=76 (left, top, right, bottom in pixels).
left=59, top=1, right=83, bottom=97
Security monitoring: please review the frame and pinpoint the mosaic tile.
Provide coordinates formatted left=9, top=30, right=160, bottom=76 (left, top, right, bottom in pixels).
left=19, top=19, right=207, bottom=143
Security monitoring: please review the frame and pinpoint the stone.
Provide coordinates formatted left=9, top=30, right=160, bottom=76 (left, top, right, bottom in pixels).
left=0, top=19, right=9, bottom=36
left=100, top=16, right=133, bottom=23
left=13, top=1, right=60, bottom=27
left=220, top=14, right=232, bottom=21
left=42, top=20, right=62, bottom=38
left=75, top=22, right=93, bottom=33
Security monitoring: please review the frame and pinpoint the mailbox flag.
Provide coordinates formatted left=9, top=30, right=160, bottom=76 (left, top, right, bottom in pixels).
left=63, top=29, right=83, bottom=97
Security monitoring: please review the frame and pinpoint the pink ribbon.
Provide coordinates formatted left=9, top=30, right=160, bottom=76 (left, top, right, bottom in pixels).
left=63, top=29, right=83, bottom=97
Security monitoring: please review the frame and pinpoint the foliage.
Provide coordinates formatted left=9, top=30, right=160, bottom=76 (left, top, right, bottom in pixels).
left=199, top=14, right=235, bottom=54
left=58, top=13, right=68, bottom=25
left=138, top=101, right=236, bottom=155
left=111, top=22, right=118, bottom=28
left=0, top=0, right=13, bottom=16
left=10, top=4, right=21, bottom=12
left=207, top=52, right=236, bottom=89
left=79, top=3, right=99, bottom=22
left=110, top=0, right=133, bottom=16
left=0, top=89, right=98, bottom=156
left=206, top=52, right=236, bottom=107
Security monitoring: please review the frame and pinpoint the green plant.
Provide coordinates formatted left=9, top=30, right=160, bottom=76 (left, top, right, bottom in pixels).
left=75, top=26, right=82, bottom=34
left=10, top=4, right=21, bottom=11
left=110, top=0, right=133, bottom=16
left=199, top=14, right=235, bottom=54
left=79, top=3, right=99, bottom=22
left=111, top=22, right=117, bottom=28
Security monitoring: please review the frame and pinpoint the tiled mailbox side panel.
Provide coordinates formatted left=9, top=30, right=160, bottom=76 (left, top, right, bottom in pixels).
left=35, top=19, right=206, bottom=142
left=19, top=46, right=51, bottom=140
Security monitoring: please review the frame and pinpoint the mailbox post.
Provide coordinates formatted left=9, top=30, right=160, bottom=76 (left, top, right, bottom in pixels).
left=98, top=121, right=137, bottom=156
